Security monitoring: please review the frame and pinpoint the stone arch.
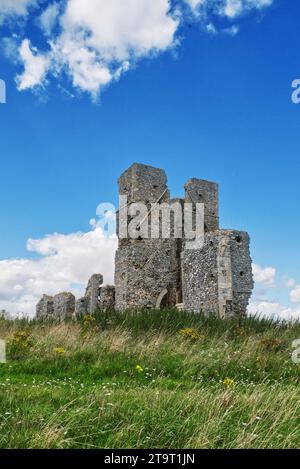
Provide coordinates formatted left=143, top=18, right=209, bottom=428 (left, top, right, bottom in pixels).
left=156, top=289, right=168, bottom=309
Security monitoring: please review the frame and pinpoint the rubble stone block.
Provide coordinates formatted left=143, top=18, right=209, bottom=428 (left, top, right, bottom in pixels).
left=75, top=297, right=89, bottom=317
left=36, top=295, right=54, bottom=319
left=184, top=178, right=219, bottom=233
left=182, top=230, right=253, bottom=317
left=99, top=285, right=115, bottom=311
left=85, top=274, right=103, bottom=313
left=53, top=292, right=75, bottom=321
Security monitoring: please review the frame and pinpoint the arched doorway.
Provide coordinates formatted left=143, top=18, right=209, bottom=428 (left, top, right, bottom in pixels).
left=156, top=289, right=168, bottom=309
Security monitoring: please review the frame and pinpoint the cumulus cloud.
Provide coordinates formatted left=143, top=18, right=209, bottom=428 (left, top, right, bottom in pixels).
left=0, top=0, right=274, bottom=99
left=252, top=263, right=276, bottom=288
left=16, top=39, right=50, bottom=90
left=0, top=227, right=117, bottom=318
left=248, top=301, right=300, bottom=322
left=15, top=0, right=180, bottom=97
left=249, top=263, right=300, bottom=321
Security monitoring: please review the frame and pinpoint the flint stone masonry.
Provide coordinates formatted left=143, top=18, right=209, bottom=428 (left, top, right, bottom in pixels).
left=75, top=297, right=89, bottom=317
left=182, top=230, right=253, bottom=317
left=99, top=285, right=115, bottom=311
left=85, top=274, right=103, bottom=313
left=36, top=295, right=54, bottom=319
left=53, top=292, right=75, bottom=321
left=115, top=163, right=253, bottom=317
left=35, top=162, right=253, bottom=319
left=115, top=163, right=181, bottom=310
left=184, top=179, right=219, bottom=233
left=74, top=276, right=115, bottom=317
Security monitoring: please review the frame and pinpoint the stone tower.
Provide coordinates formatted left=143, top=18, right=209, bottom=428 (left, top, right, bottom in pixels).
left=115, top=163, right=182, bottom=310
left=182, top=177, right=253, bottom=316
left=184, top=178, right=219, bottom=233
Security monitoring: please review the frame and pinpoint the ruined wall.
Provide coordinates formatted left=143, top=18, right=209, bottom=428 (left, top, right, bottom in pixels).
left=99, top=285, right=115, bottom=311
left=36, top=295, right=54, bottom=319
left=75, top=297, right=89, bottom=317
left=115, top=163, right=180, bottom=310
left=35, top=163, right=253, bottom=320
left=85, top=274, right=103, bottom=313
left=53, top=292, right=75, bottom=321
left=184, top=178, right=219, bottom=233
left=182, top=230, right=253, bottom=317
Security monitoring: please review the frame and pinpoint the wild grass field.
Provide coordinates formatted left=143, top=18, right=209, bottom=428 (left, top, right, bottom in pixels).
left=0, top=310, right=299, bottom=449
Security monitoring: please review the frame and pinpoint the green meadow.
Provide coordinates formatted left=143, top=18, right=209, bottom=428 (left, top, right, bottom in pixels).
left=0, top=310, right=299, bottom=449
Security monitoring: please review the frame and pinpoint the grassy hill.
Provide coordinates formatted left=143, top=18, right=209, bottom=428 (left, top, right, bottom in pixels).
left=0, top=310, right=299, bottom=449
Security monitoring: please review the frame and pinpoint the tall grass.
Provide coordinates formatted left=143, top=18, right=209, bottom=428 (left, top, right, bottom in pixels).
left=0, top=310, right=299, bottom=449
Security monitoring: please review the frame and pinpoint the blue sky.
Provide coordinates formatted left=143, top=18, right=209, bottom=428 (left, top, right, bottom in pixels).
left=0, top=0, right=300, bottom=318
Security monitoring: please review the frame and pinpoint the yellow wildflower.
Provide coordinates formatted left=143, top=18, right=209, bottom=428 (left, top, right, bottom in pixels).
left=223, top=378, right=235, bottom=387
left=53, top=347, right=66, bottom=355
left=135, top=365, right=144, bottom=373
left=179, top=328, right=201, bottom=341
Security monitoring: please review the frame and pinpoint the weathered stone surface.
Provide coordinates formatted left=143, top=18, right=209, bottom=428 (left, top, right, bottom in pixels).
left=184, top=178, right=219, bottom=233
left=99, top=285, right=115, bottom=311
left=115, top=164, right=253, bottom=317
left=85, top=274, right=103, bottom=313
left=115, top=164, right=180, bottom=310
left=182, top=230, right=253, bottom=317
left=36, top=295, right=54, bottom=319
left=35, top=163, right=253, bottom=320
left=53, top=292, right=75, bottom=320
left=75, top=297, right=89, bottom=317
left=115, top=240, right=179, bottom=310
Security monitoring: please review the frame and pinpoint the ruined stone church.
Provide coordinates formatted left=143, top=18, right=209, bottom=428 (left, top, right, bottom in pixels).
left=36, top=163, right=253, bottom=319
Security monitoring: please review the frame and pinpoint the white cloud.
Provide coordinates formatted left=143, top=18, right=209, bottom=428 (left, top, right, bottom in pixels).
left=185, top=0, right=272, bottom=17
left=290, top=285, right=300, bottom=304
left=16, top=39, right=50, bottom=90
left=248, top=301, right=300, bottom=322
left=39, top=2, right=60, bottom=36
left=222, top=0, right=243, bottom=18
left=0, top=227, right=117, bottom=317
left=221, top=0, right=273, bottom=18
left=0, top=0, right=273, bottom=99
left=0, top=0, right=36, bottom=22
left=184, top=0, right=206, bottom=11
left=16, top=0, right=179, bottom=97
left=253, top=263, right=276, bottom=288
left=249, top=263, right=300, bottom=321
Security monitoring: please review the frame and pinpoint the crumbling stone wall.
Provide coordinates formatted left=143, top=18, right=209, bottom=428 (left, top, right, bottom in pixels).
left=37, top=275, right=115, bottom=320
left=85, top=274, right=103, bottom=313
left=184, top=178, right=219, bottom=233
left=35, top=162, right=253, bottom=320
left=115, top=163, right=253, bottom=317
left=182, top=230, right=253, bottom=317
left=115, top=163, right=180, bottom=310
left=75, top=297, right=89, bottom=317
left=53, top=292, right=75, bottom=321
left=99, top=285, right=115, bottom=311
left=36, top=295, right=54, bottom=319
